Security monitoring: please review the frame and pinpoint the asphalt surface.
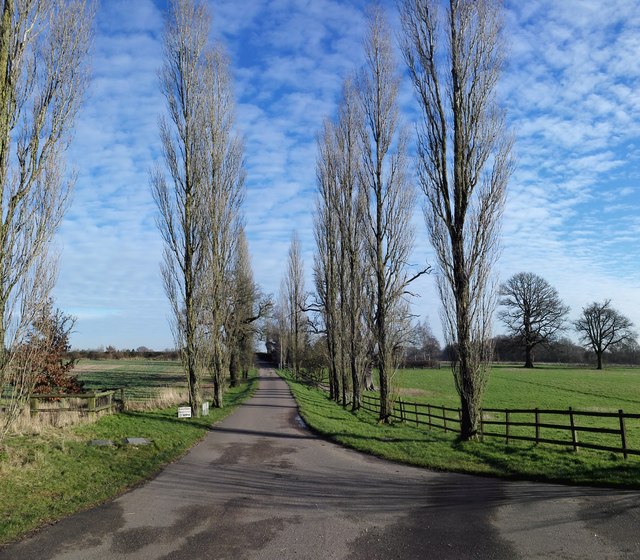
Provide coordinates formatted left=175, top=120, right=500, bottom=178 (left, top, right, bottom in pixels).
left=2, top=365, right=640, bottom=559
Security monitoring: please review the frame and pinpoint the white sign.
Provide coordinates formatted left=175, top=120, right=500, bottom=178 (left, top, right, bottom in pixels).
left=178, top=406, right=192, bottom=418
left=202, top=402, right=210, bottom=416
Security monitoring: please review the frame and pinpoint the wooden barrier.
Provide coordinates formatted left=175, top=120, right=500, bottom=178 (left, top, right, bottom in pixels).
left=359, top=391, right=640, bottom=458
left=29, top=388, right=125, bottom=416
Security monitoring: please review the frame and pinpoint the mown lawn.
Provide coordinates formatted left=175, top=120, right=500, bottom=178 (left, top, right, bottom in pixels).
left=393, top=364, right=640, bottom=411
left=391, top=365, right=640, bottom=454
left=283, top=365, right=640, bottom=489
left=0, top=371, right=256, bottom=545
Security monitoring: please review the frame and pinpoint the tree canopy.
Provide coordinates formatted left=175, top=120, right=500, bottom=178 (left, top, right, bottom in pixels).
left=498, top=272, right=569, bottom=368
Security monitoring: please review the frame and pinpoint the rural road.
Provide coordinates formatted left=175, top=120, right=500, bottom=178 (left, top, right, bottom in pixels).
left=2, top=366, right=640, bottom=559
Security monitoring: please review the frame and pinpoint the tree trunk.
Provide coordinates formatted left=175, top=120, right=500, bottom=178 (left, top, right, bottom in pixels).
left=524, top=345, right=534, bottom=368
left=459, top=392, right=480, bottom=440
left=211, top=336, right=227, bottom=408
left=186, top=350, right=201, bottom=417
left=362, top=363, right=375, bottom=391
left=229, top=349, right=240, bottom=387
left=597, top=351, right=603, bottom=370
left=213, top=376, right=224, bottom=408
left=341, top=356, right=348, bottom=407
left=350, top=354, right=361, bottom=412
left=377, top=182, right=390, bottom=422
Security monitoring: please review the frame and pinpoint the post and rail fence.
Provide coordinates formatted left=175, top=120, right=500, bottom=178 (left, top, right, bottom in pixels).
left=360, top=393, right=639, bottom=459
left=29, top=388, right=125, bottom=416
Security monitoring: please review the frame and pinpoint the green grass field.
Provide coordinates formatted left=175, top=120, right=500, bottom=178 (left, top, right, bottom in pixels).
left=390, top=365, right=640, bottom=455
left=283, top=364, right=640, bottom=488
left=75, top=359, right=187, bottom=400
left=393, top=364, right=640, bottom=411
left=0, top=359, right=256, bottom=545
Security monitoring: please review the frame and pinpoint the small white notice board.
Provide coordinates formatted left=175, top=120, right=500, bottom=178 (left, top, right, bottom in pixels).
left=178, top=406, right=192, bottom=418
left=202, top=401, right=210, bottom=416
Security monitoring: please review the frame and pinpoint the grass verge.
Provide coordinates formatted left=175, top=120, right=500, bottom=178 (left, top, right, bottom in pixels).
left=282, top=371, right=640, bottom=489
left=0, top=376, right=256, bottom=545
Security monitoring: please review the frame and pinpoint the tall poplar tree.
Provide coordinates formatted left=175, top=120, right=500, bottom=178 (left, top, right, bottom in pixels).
left=0, top=0, right=93, bottom=437
left=401, top=0, right=514, bottom=439
left=359, top=7, right=418, bottom=421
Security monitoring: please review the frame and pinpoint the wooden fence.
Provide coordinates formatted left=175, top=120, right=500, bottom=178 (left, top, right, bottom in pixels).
left=360, top=393, right=640, bottom=459
left=29, top=388, right=125, bottom=416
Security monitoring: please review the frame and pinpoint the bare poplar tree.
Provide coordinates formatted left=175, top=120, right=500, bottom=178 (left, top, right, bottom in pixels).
left=314, top=78, right=371, bottom=410
left=152, top=0, right=245, bottom=411
left=359, top=8, right=419, bottom=421
left=229, top=229, right=254, bottom=386
left=336, top=81, right=371, bottom=411
left=285, top=231, right=306, bottom=378
left=276, top=282, right=290, bottom=370
left=401, top=0, right=514, bottom=439
left=199, top=45, right=245, bottom=408
left=313, top=120, right=342, bottom=400
left=574, top=300, right=636, bottom=370
left=0, top=0, right=93, bottom=437
left=499, top=272, right=569, bottom=368
left=229, top=228, right=271, bottom=386
left=151, top=0, right=211, bottom=416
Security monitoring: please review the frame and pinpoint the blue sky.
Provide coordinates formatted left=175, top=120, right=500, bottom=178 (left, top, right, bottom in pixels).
left=55, top=0, right=640, bottom=350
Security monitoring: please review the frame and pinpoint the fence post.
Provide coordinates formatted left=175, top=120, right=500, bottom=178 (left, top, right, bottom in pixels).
left=478, top=409, right=483, bottom=441
left=619, top=409, right=628, bottom=459
left=399, top=399, right=405, bottom=422
left=442, top=405, right=447, bottom=432
left=569, top=407, right=579, bottom=453
left=505, top=410, right=510, bottom=444
left=30, top=396, right=39, bottom=416
left=427, top=404, right=432, bottom=428
left=88, top=393, right=96, bottom=413
left=415, top=403, right=419, bottom=427
left=119, top=387, right=125, bottom=409
left=535, top=408, right=540, bottom=444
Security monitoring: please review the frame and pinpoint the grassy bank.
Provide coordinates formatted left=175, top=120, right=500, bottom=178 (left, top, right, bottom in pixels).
left=283, top=370, right=640, bottom=489
left=0, top=375, right=256, bottom=545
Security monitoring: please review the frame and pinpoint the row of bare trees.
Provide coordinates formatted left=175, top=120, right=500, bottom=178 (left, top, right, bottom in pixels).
left=0, top=0, right=94, bottom=442
left=296, top=0, right=511, bottom=440
left=151, top=0, right=270, bottom=417
left=499, top=271, right=637, bottom=370
left=306, top=9, right=425, bottom=422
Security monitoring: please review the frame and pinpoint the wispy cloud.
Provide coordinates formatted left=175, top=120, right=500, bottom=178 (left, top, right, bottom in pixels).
left=52, top=0, right=640, bottom=349
left=494, top=0, right=640, bottom=337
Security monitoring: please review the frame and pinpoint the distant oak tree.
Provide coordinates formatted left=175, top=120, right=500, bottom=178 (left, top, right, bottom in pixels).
left=498, top=272, right=569, bottom=368
left=574, top=300, right=637, bottom=370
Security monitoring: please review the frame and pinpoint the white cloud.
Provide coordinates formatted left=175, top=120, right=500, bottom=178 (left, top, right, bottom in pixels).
left=49, top=0, right=640, bottom=350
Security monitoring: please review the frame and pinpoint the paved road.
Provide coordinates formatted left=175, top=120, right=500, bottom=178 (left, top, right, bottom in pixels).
left=3, top=366, right=640, bottom=559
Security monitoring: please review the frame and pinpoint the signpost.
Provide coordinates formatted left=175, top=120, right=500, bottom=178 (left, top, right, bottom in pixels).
left=177, top=406, right=192, bottom=419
